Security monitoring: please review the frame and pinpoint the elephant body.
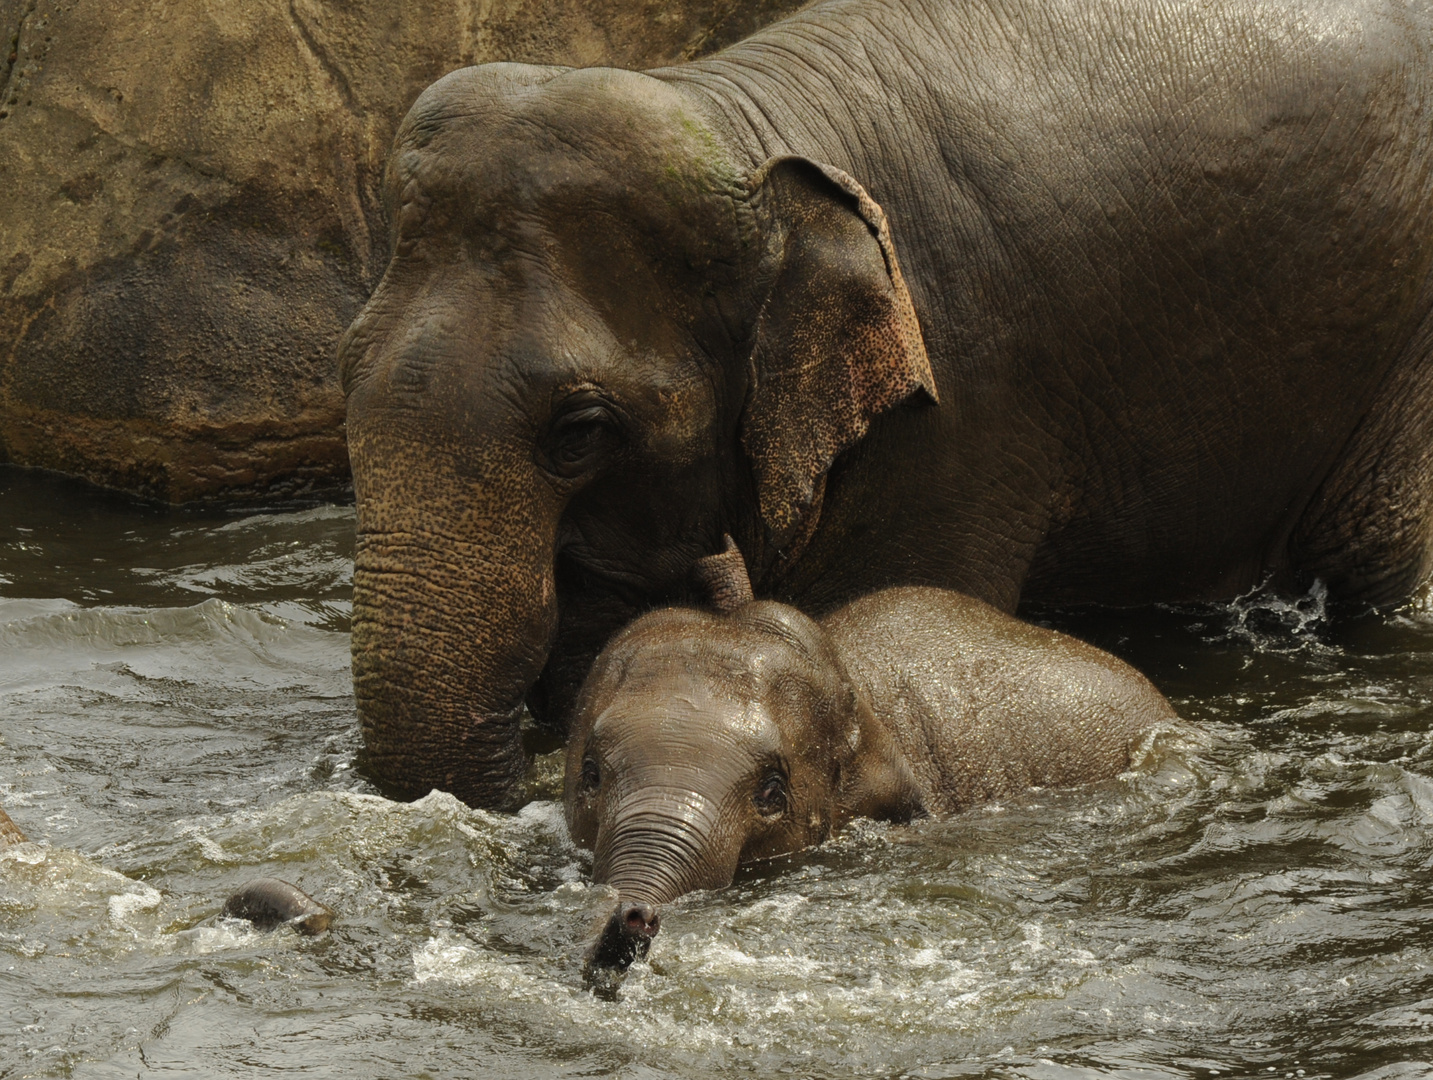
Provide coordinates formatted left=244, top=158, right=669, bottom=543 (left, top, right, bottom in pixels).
left=566, top=555, right=1177, bottom=969
left=663, top=0, right=1433, bottom=618
left=342, top=0, right=1433, bottom=808
left=823, top=589, right=1174, bottom=815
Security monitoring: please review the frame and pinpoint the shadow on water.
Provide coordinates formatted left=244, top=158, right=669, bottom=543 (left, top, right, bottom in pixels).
left=2, top=463, right=1433, bottom=1079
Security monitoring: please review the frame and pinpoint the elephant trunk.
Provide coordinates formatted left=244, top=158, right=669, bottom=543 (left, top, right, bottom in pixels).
left=586, top=786, right=738, bottom=971
left=351, top=525, right=557, bottom=810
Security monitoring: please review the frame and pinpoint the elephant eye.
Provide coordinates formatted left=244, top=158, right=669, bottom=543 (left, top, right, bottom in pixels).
left=581, top=756, right=601, bottom=792
left=545, top=404, right=620, bottom=478
left=753, top=771, right=787, bottom=818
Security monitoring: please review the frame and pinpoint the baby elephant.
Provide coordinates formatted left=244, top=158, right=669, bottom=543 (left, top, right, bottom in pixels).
left=566, top=540, right=1177, bottom=973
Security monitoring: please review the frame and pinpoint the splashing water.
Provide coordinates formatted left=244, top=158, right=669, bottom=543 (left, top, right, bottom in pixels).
left=2, top=467, right=1433, bottom=1079
left=1223, top=577, right=1331, bottom=646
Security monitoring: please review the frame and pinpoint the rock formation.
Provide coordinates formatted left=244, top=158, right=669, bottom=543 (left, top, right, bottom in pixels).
left=0, top=0, right=804, bottom=501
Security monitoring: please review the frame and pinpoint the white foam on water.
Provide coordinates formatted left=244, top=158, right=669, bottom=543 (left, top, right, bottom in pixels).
left=0, top=597, right=81, bottom=628
left=412, top=929, right=511, bottom=987
left=172, top=919, right=267, bottom=955
left=174, top=822, right=237, bottom=865
left=0, top=839, right=48, bottom=865
left=1224, top=577, right=1331, bottom=645
left=106, top=882, right=161, bottom=928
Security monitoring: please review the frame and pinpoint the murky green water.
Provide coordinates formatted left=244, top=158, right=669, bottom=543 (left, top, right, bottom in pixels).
left=2, top=465, right=1432, bottom=1079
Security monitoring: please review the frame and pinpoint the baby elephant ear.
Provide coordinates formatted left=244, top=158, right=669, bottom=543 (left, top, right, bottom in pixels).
left=743, top=157, right=938, bottom=546
left=691, top=535, right=754, bottom=613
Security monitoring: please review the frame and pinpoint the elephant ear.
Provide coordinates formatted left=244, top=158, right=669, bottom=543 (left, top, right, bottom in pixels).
left=837, top=694, right=925, bottom=826
left=743, top=156, right=938, bottom=546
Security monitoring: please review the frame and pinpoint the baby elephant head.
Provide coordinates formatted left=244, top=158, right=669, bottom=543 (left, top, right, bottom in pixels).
left=565, top=540, right=919, bottom=973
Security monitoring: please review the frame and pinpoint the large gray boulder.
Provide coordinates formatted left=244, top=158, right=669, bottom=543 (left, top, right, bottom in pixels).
left=0, top=0, right=804, bottom=501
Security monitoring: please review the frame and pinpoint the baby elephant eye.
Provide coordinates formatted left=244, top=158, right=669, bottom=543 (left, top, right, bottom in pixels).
left=753, top=772, right=787, bottom=818
left=581, top=757, right=601, bottom=792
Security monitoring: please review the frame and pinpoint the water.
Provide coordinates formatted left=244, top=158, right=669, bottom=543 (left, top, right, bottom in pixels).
left=2, top=464, right=1432, bottom=1080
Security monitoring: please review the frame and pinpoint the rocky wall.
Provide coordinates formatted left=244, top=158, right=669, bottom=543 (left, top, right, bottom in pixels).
left=0, top=0, right=806, bottom=501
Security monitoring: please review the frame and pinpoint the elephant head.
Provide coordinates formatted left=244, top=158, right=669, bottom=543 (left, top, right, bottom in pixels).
left=565, top=541, right=921, bottom=972
left=339, top=63, right=934, bottom=808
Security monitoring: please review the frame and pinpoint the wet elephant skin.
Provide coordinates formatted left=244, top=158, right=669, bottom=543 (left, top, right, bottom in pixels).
left=565, top=574, right=1178, bottom=970
left=339, top=0, right=1433, bottom=808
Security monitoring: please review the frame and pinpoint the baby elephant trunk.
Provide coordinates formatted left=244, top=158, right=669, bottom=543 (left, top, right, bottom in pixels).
left=584, top=785, right=737, bottom=975
left=588, top=901, right=662, bottom=971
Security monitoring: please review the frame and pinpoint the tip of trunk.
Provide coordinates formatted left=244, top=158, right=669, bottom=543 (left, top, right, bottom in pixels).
left=583, top=901, right=662, bottom=996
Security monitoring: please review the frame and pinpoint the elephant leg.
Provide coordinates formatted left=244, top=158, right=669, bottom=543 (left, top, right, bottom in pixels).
left=1289, top=322, right=1433, bottom=610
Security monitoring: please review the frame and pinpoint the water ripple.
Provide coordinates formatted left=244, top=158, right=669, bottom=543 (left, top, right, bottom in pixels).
left=3, top=469, right=1433, bottom=1077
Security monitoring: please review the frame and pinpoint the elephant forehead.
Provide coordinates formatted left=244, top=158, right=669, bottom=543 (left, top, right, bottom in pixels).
left=393, top=71, right=748, bottom=266
left=590, top=676, right=781, bottom=749
left=607, top=620, right=800, bottom=691
left=618, top=606, right=836, bottom=680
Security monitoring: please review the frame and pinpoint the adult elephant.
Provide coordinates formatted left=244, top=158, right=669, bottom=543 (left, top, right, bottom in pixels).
left=340, top=0, right=1433, bottom=809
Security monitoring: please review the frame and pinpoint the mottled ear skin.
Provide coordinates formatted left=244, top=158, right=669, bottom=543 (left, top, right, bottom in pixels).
left=742, top=157, right=937, bottom=547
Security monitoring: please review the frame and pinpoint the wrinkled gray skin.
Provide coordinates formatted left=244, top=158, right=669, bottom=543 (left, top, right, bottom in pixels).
left=566, top=586, right=1177, bottom=969
left=341, top=0, right=1433, bottom=809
